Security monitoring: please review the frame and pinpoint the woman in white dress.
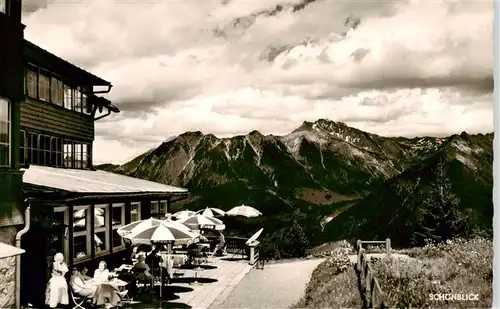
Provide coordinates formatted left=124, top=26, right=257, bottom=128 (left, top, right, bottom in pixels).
left=45, top=252, right=69, bottom=308
left=93, top=261, right=110, bottom=282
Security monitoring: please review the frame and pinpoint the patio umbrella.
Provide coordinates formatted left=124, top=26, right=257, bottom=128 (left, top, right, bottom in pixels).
left=226, top=205, right=262, bottom=218
left=124, top=221, right=198, bottom=298
left=195, top=207, right=226, bottom=217
left=116, top=217, right=163, bottom=237
left=179, top=214, right=225, bottom=231
left=172, top=210, right=196, bottom=221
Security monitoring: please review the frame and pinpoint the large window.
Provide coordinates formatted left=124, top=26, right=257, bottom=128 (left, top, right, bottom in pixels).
left=94, top=205, right=110, bottom=255
left=73, top=206, right=90, bottom=262
left=24, top=65, right=93, bottom=115
left=0, top=98, right=9, bottom=167
left=63, top=140, right=91, bottom=169
left=130, top=202, right=141, bottom=222
left=24, top=132, right=63, bottom=167
left=112, top=204, right=125, bottom=250
left=52, top=207, right=69, bottom=260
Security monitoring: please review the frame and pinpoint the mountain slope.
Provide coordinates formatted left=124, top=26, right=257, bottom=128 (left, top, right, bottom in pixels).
left=99, top=119, right=492, bottom=247
left=323, top=132, right=493, bottom=247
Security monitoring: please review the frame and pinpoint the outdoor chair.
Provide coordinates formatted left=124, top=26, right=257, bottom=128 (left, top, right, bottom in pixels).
left=68, top=284, right=94, bottom=309
left=132, top=269, right=154, bottom=296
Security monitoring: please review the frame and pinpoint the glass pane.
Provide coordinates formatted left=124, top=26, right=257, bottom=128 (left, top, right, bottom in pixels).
left=64, top=86, right=73, bottom=110
left=112, top=206, right=123, bottom=226
left=95, top=231, right=107, bottom=253
left=74, top=235, right=87, bottom=259
left=73, top=208, right=87, bottom=233
left=160, top=201, right=167, bottom=213
left=0, top=144, right=8, bottom=167
left=95, top=206, right=107, bottom=228
left=131, top=204, right=140, bottom=222
left=39, top=74, right=50, bottom=102
left=0, top=122, right=8, bottom=144
left=0, top=98, right=8, bottom=121
left=112, top=229, right=123, bottom=248
left=151, top=202, right=159, bottom=214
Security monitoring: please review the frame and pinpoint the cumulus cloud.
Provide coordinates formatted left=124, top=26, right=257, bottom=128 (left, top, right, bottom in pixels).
left=22, top=0, right=493, bottom=164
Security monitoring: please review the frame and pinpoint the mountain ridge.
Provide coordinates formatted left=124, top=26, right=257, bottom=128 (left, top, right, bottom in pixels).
left=96, top=119, right=493, bottom=247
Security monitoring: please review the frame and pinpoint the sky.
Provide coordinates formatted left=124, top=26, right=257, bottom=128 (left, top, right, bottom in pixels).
left=22, top=0, right=493, bottom=164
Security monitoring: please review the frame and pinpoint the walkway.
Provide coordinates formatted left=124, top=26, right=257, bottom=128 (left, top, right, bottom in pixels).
left=166, top=255, right=253, bottom=309
left=211, top=258, right=325, bottom=309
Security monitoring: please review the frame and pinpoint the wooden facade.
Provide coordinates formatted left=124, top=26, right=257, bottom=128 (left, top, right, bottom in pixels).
left=0, top=0, right=25, bottom=246
left=21, top=97, right=94, bottom=142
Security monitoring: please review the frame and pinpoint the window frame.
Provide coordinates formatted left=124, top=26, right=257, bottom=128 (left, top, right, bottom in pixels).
left=159, top=200, right=168, bottom=216
left=94, top=204, right=110, bottom=256
left=130, top=202, right=141, bottom=223
left=73, top=205, right=91, bottom=263
left=151, top=201, right=159, bottom=216
left=112, top=203, right=126, bottom=251
left=53, top=206, right=70, bottom=260
left=0, top=97, right=10, bottom=168
left=38, top=70, right=51, bottom=102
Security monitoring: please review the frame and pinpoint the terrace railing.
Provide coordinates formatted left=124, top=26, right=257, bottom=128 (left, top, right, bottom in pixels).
left=356, top=239, right=391, bottom=309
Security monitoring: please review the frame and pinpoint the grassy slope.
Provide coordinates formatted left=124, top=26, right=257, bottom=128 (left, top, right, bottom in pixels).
left=372, top=237, right=492, bottom=308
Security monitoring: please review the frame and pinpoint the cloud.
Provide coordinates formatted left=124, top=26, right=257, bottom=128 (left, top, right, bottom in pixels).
left=22, top=0, right=493, bottom=164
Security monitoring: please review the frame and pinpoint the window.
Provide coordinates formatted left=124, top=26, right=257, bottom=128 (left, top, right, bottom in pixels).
left=52, top=207, right=69, bottom=260
left=73, top=206, right=90, bottom=261
left=39, top=73, right=50, bottom=102
left=82, top=143, right=89, bottom=168
left=20, top=130, right=25, bottom=165
left=27, top=132, right=38, bottom=165
left=112, top=204, right=125, bottom=249
left=0, top=98, right=9, bottom=167
left=51, top=77, right=63, bottom=106
left=26, top=69, right=37, bottom=98
left=82, top=92, right=90, bottom=115
left=74, top=143, right=82, bottom=168
left=63, top=85, right=73, bottom=110
left=39, top=135, right=51, bottom=166
left=64, top=141, right=73, bottom=168
left=159, top=200, right=168, bottom=215
left=50, top=137, right=63, bottom=167
left=94, top=205, right=110, bottom=255
left=151, top=201, right=159, bottom=216
left=74, top=88, right=82, bottom=113
left=130, top=202, right=141, bottom=222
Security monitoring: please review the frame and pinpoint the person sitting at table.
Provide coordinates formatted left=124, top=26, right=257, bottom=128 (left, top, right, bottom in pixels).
left=132, top=254, right=154, bottom=282
left=94, top=261, right=110, bottom=282
left=81, top=267, right=92, bottom=280
left=70, top=267, right=126, bottom=308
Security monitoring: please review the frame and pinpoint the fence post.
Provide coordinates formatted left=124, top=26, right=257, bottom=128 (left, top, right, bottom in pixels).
left=386, top=238, right=391, bottom=260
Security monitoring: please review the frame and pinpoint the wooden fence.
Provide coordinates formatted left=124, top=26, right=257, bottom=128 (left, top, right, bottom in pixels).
left=356, top=239, right=391, bottom=309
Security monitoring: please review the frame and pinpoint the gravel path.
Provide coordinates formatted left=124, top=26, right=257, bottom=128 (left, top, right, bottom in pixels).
left=211, top=258, right=325, bottom=309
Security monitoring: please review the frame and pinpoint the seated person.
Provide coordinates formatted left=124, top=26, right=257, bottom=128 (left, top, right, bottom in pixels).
left=132, top=254, right=154, bottom=283
left=70, top=267, right=126, bottom=308
left=145, top=245, right=170, bottom=284
left=94, top=261, right=110, bottom=282
left=80, top=267, right=92, bottom=281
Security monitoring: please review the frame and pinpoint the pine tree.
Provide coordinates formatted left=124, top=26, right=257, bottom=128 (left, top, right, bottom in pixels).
left=413, top=159, right=467, bottom=245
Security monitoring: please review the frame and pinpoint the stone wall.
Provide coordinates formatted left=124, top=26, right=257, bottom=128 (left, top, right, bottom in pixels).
left=0, top=256, right=16, bottom=308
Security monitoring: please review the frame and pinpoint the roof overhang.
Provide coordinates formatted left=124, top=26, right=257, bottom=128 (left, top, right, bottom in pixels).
left=22, top=165, right=188, bottom=203
left=23, top=39, right=111, bottom=87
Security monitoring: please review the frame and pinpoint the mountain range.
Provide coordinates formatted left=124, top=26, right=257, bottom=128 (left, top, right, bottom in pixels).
left=96, top=119, right=493, bottom=247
